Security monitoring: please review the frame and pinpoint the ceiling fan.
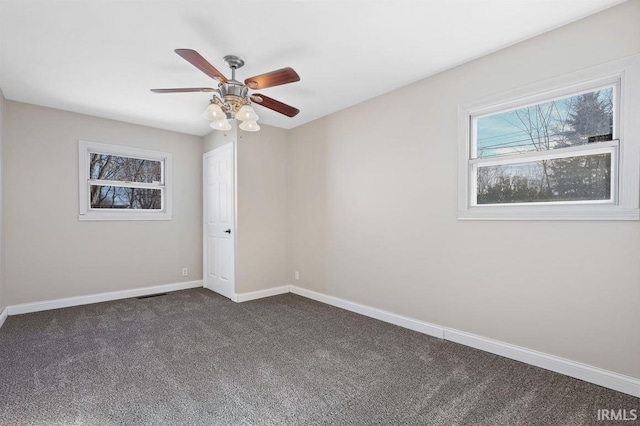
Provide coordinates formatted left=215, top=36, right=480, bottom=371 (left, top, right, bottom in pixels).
left=152, top=49, right=301, bottom=132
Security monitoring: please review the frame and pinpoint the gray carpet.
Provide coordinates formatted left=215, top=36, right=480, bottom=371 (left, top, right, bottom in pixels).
left=0, top=289, right=637, bottom=425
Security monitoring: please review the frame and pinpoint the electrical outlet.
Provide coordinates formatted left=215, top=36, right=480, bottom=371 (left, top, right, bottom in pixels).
left=182, top=268, right=188, bottom=276
left=294, top=271, right=299, bottom=280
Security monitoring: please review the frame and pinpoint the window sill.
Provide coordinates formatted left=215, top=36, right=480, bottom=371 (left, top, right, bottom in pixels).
left=78, top=212, right=172, bottom=221
left=458, top=206, right=639, bottom=221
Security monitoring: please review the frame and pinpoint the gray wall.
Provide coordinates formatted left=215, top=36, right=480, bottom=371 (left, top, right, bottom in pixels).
left=2, top=102, right=288, bottom=305
left=203, top=125, right=235, bottom=153
left=0, top=90, right=5, bottom=313
left=203, top=124, right=289, bottom=294
left=287, top=0, right=640, bottom=379
left=235, top=125, right=289, bottom=293
left=4, top=102, right=203, bottom=305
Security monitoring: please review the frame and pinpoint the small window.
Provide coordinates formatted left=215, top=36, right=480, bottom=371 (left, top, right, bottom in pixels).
left=79, top=141, right=172, bottom=220
left=458, top=55, right=640, bottom=220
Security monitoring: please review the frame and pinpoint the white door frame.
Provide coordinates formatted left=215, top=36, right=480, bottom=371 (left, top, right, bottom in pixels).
left=203, top=141, right=238, bottom=301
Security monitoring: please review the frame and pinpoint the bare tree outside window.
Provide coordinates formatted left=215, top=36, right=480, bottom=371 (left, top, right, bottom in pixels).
left=475, top=87, right=613, bottom=204
left=89, top=154, right=163, bottom=209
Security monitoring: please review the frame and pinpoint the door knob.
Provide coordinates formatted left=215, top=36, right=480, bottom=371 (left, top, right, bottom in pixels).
left=224, top=229, right=231, bottom=234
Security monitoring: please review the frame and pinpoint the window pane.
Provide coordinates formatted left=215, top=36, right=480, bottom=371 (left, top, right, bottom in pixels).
left=475, top=87, right=613, bottom=159
left=476, top=153, right=611, bottom=204
left=90, top=186, right=162, bottom=209
left=90, top=153, right=162, bottom=183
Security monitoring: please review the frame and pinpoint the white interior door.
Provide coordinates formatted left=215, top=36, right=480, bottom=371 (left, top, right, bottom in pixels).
left=203, top=143, right=235, bottom=300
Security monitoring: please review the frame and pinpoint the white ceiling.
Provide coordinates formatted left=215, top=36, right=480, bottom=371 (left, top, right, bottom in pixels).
left=0, top=0, right=626, bottom=136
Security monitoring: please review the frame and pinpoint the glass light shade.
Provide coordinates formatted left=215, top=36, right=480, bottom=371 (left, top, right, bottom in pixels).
left=239, top=120, right=260, bottom=132
left=210, top=119, right=232, bottom=131
left=202, top=103, right=226, bottom=121
left=235, top=105, right=259, bottom=122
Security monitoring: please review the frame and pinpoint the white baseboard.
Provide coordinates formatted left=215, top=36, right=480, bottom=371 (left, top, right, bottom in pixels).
left=235, top=285, right=290, bottom=303
left=444, top=328, right=640, bottom=398
left=290, top=285, right=444, bottom=339
left=6, top=280, right=203, bottom=315
left=0, top=307, right=7, bottom=329
left=290, top=285, right=640, bottom=398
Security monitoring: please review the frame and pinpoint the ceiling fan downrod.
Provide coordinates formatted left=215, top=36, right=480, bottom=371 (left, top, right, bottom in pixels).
left=216, top=56, right=250, bottom=118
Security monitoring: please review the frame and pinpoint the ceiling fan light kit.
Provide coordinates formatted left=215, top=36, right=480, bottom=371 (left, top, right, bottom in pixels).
left=152, top=49, right=300, bottom=133
left=210, top=119, right=232, bottom=131
left=239, top=120, right=260, bottom=132
left=236, top=105, right=259, bottom=122
left=202, top=103, right=226, bottom=121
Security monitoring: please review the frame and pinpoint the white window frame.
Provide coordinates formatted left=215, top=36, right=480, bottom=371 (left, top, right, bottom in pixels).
left=78, top=140, right=172, bottom=221
left=458, top=54, right=640, bottom=220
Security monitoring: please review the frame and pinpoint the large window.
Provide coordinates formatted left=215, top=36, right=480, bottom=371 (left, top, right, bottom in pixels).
left=458, top=55, right=639, bottom=220
left=79, top=141, right=172, bottom=220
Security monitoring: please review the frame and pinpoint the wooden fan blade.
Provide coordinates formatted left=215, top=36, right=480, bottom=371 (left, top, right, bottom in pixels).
left=252, top=94, right=300, bottom=117
left=174, top=49, right=227, bottom=82
left=151, top=88, right=215, bottom=93
left=245, top=67, right=300, bottom=89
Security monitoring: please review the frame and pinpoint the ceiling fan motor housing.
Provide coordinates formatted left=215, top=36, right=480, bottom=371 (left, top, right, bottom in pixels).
left=218, top=81, right=249, bottom=117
